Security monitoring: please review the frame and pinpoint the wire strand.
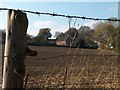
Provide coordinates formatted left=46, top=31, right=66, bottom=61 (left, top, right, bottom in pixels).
left=0, top=8, right=120, bottom=22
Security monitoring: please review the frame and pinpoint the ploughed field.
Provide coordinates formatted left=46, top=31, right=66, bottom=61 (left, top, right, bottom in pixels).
left=25, top=46, right=119, bottom=89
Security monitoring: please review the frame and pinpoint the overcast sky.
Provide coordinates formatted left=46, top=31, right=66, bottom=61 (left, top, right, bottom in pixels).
left=0, top=1, right=118, bottom=37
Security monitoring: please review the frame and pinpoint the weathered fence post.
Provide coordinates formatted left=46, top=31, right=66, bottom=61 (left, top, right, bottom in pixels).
left=2, top=9, right=28, bottom=88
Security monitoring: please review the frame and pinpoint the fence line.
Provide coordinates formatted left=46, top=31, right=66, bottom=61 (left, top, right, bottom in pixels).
left=0, top=8, right=119, bottom=88
left=0, top=8, right=120, bottom=21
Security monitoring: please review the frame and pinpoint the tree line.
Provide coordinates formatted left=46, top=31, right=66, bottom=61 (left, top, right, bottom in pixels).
left=26, top=19, right=120, bottom=50
left=0, top=17, right=120, bottom=50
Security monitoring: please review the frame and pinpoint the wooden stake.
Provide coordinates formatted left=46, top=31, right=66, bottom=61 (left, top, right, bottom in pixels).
left=2, top=10, right=28, bottom=88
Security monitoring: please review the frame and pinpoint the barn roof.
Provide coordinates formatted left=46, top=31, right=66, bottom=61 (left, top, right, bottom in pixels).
left=56, top=35, right=69, bottom=42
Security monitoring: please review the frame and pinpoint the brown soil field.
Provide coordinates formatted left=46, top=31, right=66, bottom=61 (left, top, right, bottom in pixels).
left=25, top=46, right=119, bottom=89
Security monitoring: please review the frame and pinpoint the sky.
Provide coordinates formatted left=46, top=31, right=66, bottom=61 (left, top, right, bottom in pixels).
left=0, top=1, right=119, bottom=38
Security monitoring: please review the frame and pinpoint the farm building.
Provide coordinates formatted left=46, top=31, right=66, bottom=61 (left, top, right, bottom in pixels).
left=47, top=39, right=56, bottom=46
left=55, top=27, right=98, bottom=48
left=56, top=35, right=71, bottom=46
left=56, top=28, right=79, bottom=47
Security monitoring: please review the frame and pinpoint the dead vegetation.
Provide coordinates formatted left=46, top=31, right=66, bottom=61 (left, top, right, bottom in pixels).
left=24, top=46, right=119, bottom=89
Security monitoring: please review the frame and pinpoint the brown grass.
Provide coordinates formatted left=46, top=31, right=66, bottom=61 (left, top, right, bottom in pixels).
left=25, top=46, right=119, bottom=89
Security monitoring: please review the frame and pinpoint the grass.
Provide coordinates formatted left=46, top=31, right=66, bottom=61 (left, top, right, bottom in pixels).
left=24, top=46, right=119, bottom=89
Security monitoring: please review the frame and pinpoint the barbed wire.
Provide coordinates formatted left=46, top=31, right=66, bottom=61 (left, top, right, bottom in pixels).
left=0, top=8, right=120, bottom=22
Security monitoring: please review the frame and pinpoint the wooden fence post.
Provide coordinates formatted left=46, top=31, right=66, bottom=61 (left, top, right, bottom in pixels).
left=2, top=9, right=28, bottom=88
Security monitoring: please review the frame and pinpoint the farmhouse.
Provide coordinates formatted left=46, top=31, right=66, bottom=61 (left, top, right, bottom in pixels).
left=56, top=34, right=79, bottom=47
left=56, top=28, right=80, bottom=47
left=56, top=27, right=99, bottom=48
left=56, top=35, right=71, bottom=46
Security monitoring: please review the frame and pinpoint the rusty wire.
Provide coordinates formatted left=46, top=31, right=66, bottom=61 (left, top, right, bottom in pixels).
left=0, top=8, right=120, bottom=22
